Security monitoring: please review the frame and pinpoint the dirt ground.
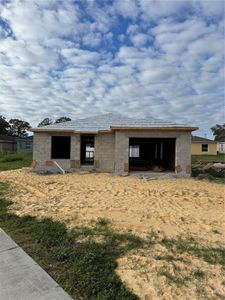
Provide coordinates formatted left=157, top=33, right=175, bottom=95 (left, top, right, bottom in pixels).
left=0, top=169, right=224, bottom=299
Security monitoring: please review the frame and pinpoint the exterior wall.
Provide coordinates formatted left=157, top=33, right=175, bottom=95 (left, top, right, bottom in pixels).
left=217, top=142, right=225, bottom=154
left=95, top=133, right=115, bottom=172
left=175, top=132, right=192, bottom=176
left=114, top=131, right=129, bottom=174
left=33, top=130, right=192, bottom=177
left=191, top=143, right=217, bottom=155
left=33, top=132, right=80, bottom=172
left=114, top=130, right=192, bottom=177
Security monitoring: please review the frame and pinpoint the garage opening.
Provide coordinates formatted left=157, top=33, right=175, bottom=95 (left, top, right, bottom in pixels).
left=81, top=135, right=95, bottom=165
left=129, top=138, right=175, bottom=172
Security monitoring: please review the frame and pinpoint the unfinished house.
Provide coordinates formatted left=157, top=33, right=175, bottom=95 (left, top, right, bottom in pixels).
left=31, top=113, right=198, bottom=177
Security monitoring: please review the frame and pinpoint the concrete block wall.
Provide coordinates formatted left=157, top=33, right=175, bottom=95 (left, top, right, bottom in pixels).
left=33, top=130, right=192, bottom=176
left=114, top=130, right=192, bottom=176
left=33, top=132, right=78, bottom=172
left=175, top=132, right=192, bottom=176
left=33, top=132, right=51, bottom=170
left=115, top=131, right=129, bottom=174
left=95, top=133, right=115, bottom=172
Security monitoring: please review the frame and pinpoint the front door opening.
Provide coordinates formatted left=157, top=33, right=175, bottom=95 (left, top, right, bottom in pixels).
left=129, top=138, right=175, bottom=172
left=81, top=135, right=95, bottom=165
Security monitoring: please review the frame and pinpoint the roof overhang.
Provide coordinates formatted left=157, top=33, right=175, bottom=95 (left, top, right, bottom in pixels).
left=30, top=128, right=99, bottom=134
left=111, top=126, right=199, bottom=132
left=30, top=128, right=75, bottom=133
left=192, top=141, right=216, bottom=144
left=31, top=126, right=198, bottom=133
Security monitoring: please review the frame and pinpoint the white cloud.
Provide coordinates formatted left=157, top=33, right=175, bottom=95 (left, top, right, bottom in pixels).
left=113, top=0, right=139, bottom=19
left=130, top=33, right=148, bottom=47
left=139, top=0, right=224, bottom=21
left=0, top=0, right=223, bottom=136
left=1, top=0, right=80, bottom=42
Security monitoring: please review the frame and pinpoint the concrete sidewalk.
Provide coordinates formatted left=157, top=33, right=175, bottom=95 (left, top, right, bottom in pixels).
left=0, top=228, right=73, bottom=300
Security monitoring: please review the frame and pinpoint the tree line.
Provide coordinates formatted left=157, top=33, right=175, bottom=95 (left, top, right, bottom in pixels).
left=0, top=116, right=71, bottom=137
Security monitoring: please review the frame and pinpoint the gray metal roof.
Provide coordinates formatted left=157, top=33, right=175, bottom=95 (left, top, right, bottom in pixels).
left=31, top=113, right=197, bottom=132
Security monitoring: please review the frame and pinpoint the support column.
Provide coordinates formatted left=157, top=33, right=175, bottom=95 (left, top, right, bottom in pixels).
left=175, top=132, right=192, bottom=177
left=70, top=134, right=80, bottom=169
left=114, top=131, right=129, bottom=174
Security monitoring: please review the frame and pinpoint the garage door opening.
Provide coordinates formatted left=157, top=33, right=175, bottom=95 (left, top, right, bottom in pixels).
left=129, top=138, right=175, bottom=172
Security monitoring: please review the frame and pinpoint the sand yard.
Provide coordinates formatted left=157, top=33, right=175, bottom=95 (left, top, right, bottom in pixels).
left=0, top=169, right=224, bottom=299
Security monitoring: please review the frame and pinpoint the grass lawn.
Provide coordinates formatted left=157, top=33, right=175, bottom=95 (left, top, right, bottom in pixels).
left=0, top=152, right=32, bottom=171
left=192, top=154, right=225, bottom=164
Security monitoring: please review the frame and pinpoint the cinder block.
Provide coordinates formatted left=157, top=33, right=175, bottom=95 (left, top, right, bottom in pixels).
left=124, top=163, right=129, bottom=172
left=45, top=160, right=53, bottom=167
left=175, top=165, right=182, bottom=173
left=186, top=165, right=192, bottom=174
left=69, top=160, right=80, bottom=168
left=94, top=160, right=100, bottom=168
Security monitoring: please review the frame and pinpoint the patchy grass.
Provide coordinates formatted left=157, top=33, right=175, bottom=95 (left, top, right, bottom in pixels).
left=157, top=269, right=190, bottom=287
left=154, top=254, right=188, bottom=263
left=0, top=152, right=32, bottom=171
left=193, top=269, right=206, bottom=279
left=192, top=172, right=225, bottom=184
left=96, top=217, right=110, bottom=227
left=0, top=181, right=145, bottom=299
left=161, top=237, right=225, bottom=266
left=192, top=154, right=225, bottom=164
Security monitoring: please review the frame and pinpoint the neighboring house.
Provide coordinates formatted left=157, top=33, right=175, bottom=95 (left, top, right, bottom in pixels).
left=16, top=136, right=33, bottom=152
left=0, top=135, right=17, bottom=152
left=217, top=138, right=225, bottom=154
left=191, top=136, right=217, bottom=155
left=31, top=113, right=198, bottom=177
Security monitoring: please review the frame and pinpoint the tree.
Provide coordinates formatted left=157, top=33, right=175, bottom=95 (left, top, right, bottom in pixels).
left=9, top=119, right=31, bottom=137
left=38, top=118, right=53, bottom=127
left=0, top=116, right=11, bottom=135
left=211, top=123, right=225, bottom=141
left=55, top=116, right=71, bottom=123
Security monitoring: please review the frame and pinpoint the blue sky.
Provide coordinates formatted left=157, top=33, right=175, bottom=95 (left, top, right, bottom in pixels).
left=0, top=0, right=224, bottom=137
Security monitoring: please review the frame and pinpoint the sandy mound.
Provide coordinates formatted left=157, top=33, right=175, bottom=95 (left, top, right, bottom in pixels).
left=0, top=169, right=224, bottom=299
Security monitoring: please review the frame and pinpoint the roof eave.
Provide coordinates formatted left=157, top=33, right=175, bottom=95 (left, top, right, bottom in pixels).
left=30, top=128, right=99, bottom=134
left=192, top=141, right=216, bottom=143
left=30, top=128, right=75, bottom=133
left=31, top=126, right=198, bottom=133
left=111, top=126, right=199, bottom=131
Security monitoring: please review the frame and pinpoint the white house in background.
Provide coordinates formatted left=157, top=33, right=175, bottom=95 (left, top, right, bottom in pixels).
left=217, top=138, right=225, bottom=154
